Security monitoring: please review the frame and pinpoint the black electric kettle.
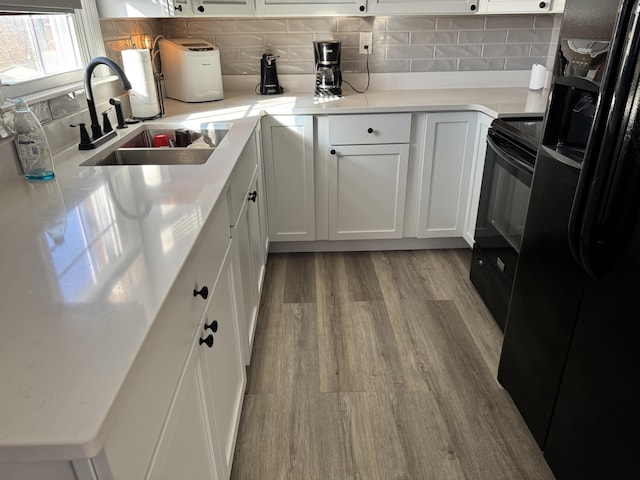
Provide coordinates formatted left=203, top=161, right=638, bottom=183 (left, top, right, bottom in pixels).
left=259, top=53, right=283, bottom=95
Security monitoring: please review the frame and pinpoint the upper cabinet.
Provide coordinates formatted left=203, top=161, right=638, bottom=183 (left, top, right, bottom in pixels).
left=97, top=0, right=564, bottom=17
left=367, top=0, right=478, bottom=15
left=255, top=0, right=366, bottom=16
left=97, top=0, right=171, bottom=17
left=477, top=0, right=565, bottom=14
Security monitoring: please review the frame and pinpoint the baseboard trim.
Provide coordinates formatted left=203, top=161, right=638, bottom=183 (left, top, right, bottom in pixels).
left=268, top=237, right=470, bottom=253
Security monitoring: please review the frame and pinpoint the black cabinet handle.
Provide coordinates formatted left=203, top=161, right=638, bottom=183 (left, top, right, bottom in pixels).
left=198, top=5, right=205, bottom=12
left=359, top=5, right=365, bottom=12
left=199, top=335, right=214, bottom=348
left=330, top=149, right=336, bottom=155
left=248, top=191, right=257, bottom=202
left=539, top=1, right=547, bottom=7
left=193, top=285, right=209, bottom=299
left=175, top=4, right=182, bottom=11
left=470, top=3, right=477, bottom=11
left=367, top=127, right=374, bottom=134
left=204, top=320, right=218, bottom=332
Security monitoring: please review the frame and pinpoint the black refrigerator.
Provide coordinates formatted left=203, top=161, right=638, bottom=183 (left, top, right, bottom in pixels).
left=497, top=0, right=640, bottom=478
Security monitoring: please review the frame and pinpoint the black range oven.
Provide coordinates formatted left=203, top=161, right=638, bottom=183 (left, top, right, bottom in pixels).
left=470, top=117, right=543, bottom=330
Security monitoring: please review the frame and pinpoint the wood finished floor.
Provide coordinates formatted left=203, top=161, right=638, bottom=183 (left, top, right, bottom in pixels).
left=230, top=249, right=554, bottom=480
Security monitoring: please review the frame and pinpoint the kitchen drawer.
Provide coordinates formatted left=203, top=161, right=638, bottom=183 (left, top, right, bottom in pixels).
left=228, top=132, right=259, bottom=227
left=328, top=113, right=412, bottom=145
left=100, top=197, right=230, bottom=480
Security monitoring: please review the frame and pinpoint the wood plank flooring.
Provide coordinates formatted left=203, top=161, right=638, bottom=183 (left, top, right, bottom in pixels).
left=231, top=249, right=554, bottom=480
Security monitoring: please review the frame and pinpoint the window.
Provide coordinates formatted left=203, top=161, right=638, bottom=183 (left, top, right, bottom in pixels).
left=0, top=14, right=83, bottom=84
left=0, top=0, right=106, bottom=100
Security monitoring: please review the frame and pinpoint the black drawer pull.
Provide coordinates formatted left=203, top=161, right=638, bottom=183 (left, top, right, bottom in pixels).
left=248, top=191, right=257, bottom=202
left=204, top=320, right=219, bottom=333
left=199, top=335, right=214, bottom=348
left=193, top=285, right=209, bottom=299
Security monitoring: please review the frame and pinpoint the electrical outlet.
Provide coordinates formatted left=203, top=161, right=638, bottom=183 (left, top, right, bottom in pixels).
left=359, top=32, right=373, bottom=55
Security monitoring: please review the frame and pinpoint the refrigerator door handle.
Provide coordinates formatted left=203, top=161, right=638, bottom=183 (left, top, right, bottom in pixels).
left=573, top=0, right=640, bottom=278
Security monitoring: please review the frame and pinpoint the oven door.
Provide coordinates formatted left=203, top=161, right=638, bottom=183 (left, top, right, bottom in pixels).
left=474, top=129, right=534, bottom=289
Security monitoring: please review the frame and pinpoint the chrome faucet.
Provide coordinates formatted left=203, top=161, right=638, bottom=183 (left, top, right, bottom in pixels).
left=79, top=57, right=131, bottom=150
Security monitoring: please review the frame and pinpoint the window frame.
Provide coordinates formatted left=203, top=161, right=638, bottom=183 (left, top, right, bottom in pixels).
left=0, top=0, right=106, bottom=101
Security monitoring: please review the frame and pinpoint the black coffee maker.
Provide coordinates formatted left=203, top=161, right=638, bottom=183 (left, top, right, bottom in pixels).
left=314, top=41, right=342, bottom=97
left=259, top=53, right=283, bottom=95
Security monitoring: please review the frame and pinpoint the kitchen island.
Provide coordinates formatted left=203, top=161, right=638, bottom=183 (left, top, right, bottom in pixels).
left=0, top=86, right=545, bottom=479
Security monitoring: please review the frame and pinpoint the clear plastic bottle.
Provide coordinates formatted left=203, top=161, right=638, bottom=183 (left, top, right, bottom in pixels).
left=13, top=98, right=55, bottom=181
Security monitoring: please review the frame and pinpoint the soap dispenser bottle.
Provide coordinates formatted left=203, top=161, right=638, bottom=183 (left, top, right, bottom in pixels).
left=13, top=98, right=55, bottom=181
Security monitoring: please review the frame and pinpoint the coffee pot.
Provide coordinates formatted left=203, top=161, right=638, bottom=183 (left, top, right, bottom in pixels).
left=314, top=41, right=342, bottom=96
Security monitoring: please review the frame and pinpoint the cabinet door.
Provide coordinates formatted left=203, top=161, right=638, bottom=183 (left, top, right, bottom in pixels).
left=190, top=0, right=255, bottom=16
left=463, top=113, right=493, bottom=247
left=367, top=0, right=478, bottom=14
left=98, top=0, right=170, bottom=17
left=478, top=0, right=562, bottom=13
left=417, top=112, right=477, bottom=239
left=255, top=0, right=366, bottom=16
left=199, top=252, right=246, bottom=480
left=262, top=115, right=315, bottom=242
left=231, top=198, right=258, bottom=365
left=328, top=143, right=409, bottom=240
left=146, top=349, right=218, bottom=480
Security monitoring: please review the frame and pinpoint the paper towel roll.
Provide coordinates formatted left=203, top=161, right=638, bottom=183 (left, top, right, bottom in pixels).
left=122, top=49, right=160, bottom=119
left=528, top=63, right=547, bottom=91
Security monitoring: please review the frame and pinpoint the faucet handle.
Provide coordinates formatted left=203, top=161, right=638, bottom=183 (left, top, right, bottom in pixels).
left=101, top=108, right=113, bottom=134
left=71, top=123, right=91, bottom=147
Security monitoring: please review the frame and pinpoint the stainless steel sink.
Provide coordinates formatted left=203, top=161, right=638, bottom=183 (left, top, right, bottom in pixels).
left=86, top=147, right=214, bottom=166
left=80, top=123, right=230, bottom=167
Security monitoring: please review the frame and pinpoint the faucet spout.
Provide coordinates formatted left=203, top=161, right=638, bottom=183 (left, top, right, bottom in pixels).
left=84, top=57, right=131, bottom=141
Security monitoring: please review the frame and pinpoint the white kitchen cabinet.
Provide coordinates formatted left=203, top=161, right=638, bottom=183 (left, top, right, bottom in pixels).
left=367, top=0, right=479, bottom=15
left=255, top=0, right=366, bottom=16
left=325, top=113, right=411, bottom=241
left=146, top=346, right=219, bottom=480
left=261, top=115, right=315, bottom=242
left=477, top=0, right=565, bottom=13
left=198, top=247, right=246, bottom=480
left=417, top=112, right=478, bottom=239
left=463, top=113, right=493, bottom=247
left=189, top=0, right=255, bottom=16
left=228, top=128, right=266, bottom=365
left=97, top=0, right=171, bottom=17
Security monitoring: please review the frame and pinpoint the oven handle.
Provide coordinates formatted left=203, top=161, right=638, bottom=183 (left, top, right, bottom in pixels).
left=486, top=133, right=535, bottom=178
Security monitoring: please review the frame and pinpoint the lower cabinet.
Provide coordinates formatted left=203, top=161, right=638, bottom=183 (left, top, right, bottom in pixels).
left=328, top=143, right=409, bottom=240
left=198, top=248, right=246, bottom=480
left=417, top=111, right=478, bottom=239
left=146, top=348, right=220, bottom=480
left=463, top=113, right=493, bottom=246
left=148, top=246, right=245, bottom=480
left=261, top=115, right=315, bottom=242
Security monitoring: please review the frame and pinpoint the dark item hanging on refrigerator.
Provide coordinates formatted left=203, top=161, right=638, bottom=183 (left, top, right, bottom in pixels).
left=497, top=0, right=640, bottom=478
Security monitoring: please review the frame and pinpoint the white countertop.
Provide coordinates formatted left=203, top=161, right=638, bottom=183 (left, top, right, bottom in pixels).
left=0, top=86, right=547, bottom=463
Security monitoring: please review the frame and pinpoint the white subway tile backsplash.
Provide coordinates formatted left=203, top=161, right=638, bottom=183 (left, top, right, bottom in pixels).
left=459, top=58, right=505, bottom=71
left=436, top=16, right=485, bottom=31
left=485, top=15, right=534, bottom=29
left=102, top=13, right=561, bottom=78
left=411, top=58, right=458, bottom=72
left=288, top=18, right=337, bottom=32
left=483, top=43, right=530, bottom=58
left=459, top=30, right=506, bottom=44
left=265, top=33, right=314, bottom=47
left=388, top=17, right=436, bottom=32
left=435, top=44, right=483, bottom=58
left=410, top=31, right=458, bottom=45
left=337, top=16, right=376, bottom=32
left=215, top=34, right=265, bottom=47
left=375, top=32, right=410, bottom=46
left=188, top=20, right=238, bottom=35
left=507, top=29, right=553, bottom=43
left=387, top=45, right=435, bottom=59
